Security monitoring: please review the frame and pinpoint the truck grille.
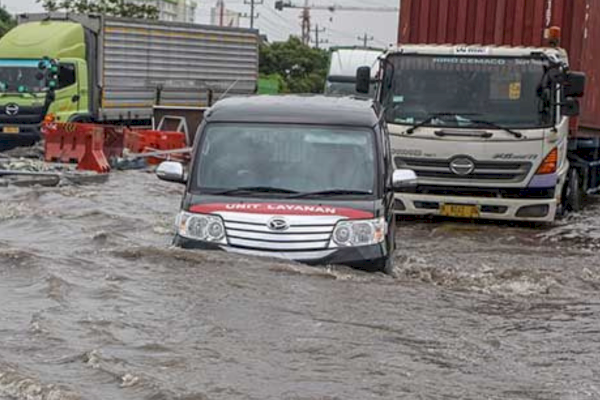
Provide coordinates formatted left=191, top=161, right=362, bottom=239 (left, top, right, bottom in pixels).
left=395, top=157, right=532, bottom=183
left=224, top=219, right=335, bottom=252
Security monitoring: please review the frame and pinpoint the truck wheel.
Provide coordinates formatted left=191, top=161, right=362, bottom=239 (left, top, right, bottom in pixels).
left=69, top=115, right=94, bottom=123
left=565, top=169, right=582, bottom=213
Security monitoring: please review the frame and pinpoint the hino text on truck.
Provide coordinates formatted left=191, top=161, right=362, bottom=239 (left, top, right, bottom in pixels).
left=0, top=13, right=259, bottom=151
left=357, top=0, right=600, bottom=223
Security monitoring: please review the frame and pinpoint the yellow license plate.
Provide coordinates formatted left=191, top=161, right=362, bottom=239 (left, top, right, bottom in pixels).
left=3, top=126, right=19, bottom=134
left=440, top=204, right=480, bottom=218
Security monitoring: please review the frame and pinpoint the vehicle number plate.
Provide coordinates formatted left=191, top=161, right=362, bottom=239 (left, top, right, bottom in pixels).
left=440, top=204, right=480, bottom=218
left=3, top=126, right=19, bottom=134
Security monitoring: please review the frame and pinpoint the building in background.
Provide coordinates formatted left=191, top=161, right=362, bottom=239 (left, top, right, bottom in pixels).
left=130, top=0, right=198, bottom=23
left=210, top=0, right=241, bottom=27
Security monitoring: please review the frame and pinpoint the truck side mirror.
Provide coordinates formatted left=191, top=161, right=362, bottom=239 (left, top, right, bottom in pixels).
left=356, top=66, right=371, bottom=94
left=564, top=71, right=586, bottom=98
left=562, top=97, right=580, bottom=117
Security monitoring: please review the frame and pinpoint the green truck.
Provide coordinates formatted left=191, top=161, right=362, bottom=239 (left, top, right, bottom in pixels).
left=0, top=13, right=259, bottom=151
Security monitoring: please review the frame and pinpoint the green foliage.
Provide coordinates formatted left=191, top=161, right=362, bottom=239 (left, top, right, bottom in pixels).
left=36, top=0, right=159, bottom=19
left=259, top=37, right=329, bottom=94
left=0, top=7, right=16, bottom=38
left=258, top=73, right=287, bottom=94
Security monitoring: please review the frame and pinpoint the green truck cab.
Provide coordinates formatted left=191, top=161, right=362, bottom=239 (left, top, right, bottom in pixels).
left=0, top=21, right=89, bottom=151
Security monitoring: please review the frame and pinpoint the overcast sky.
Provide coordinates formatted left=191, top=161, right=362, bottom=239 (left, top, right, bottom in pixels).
left=2, top=0, right=400, bottom=48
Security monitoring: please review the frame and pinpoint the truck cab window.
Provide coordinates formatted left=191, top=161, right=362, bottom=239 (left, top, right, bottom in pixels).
left=58, top=64, right=76, bottom=89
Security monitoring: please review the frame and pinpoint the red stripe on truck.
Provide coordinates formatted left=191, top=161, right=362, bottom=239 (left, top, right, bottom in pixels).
left=189, top=203, right=374, bottom=219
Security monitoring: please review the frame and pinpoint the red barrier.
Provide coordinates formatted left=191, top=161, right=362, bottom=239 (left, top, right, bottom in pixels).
left=43, top=123, right=125, bottom=163
left=43, top=122, right=88, bottom=163
left=42, top=123, right=111, bottom=173
left=124, top=129, right=187, bottom=164
left=42, top=122, right=187, bottom=171
left=102, top=126, right=126, bottom=160
left=77, top=128, right=111, bottom=173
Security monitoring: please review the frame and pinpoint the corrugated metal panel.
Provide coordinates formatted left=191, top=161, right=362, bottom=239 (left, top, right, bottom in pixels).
left=100, top=18, right=258, bottom=121
left=573, top=1, right=600, bottom=131
left=397, top=0, right=600, bottom=133
left=399, top=0, right=569, bottom=46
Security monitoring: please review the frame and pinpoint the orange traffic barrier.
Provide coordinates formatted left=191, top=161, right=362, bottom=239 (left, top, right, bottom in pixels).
left=42, top=123, right=125, bottom=164
left=77, top=128, right=110, bottom=173
left=43, top=122, right=88, bottom=163
left=124, top=129, right=187, bottom=165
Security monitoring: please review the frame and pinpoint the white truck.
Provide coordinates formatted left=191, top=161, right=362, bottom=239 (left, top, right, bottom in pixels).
left=356, top=44, right=587, bottom=222
left=324, top=47, right=382, bottom=98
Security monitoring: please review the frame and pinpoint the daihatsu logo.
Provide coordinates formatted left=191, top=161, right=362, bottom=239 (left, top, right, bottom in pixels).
left=267, top=217, right=290, bottom=231
left=5, top=104, right=19, bottom=116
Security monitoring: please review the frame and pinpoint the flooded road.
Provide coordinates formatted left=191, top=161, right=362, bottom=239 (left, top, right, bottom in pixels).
left=1, top=171, right=600, bottom=400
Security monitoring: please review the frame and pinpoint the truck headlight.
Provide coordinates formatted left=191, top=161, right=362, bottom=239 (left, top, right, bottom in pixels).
left=176, top=211, right=227, bottom=244
left=330, top=217, right=387, bottom=247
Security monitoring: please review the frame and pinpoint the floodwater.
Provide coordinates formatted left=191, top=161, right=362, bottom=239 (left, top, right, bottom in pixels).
left=1, top=171, right=600, bottom=400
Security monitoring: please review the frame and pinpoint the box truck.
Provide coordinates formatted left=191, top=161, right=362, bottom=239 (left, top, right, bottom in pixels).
left=0, top=13, right=259, bottom=151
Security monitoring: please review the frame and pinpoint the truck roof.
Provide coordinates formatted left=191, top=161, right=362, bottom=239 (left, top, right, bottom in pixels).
left=0, top=21, right=85, bottom=59
left=388, top=44, right=567, bottom=61
left=205, top=95, right=380, bottom=127
left=328, top=48, right=383, bottom=79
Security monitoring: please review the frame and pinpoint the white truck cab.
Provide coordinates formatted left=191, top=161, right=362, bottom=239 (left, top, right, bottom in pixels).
left=357, top=44, right=585, bottom=222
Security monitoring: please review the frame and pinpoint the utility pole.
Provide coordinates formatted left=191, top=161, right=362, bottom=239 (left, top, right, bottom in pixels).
left=357, top=33, right=374, bottom=48
left=243, top=0, right=264, bottom=29
left=217, top=0, right=225, bottom=27
left=300, top=0, right=310, bottom=45
left=311, top=24, right=327, bottom=49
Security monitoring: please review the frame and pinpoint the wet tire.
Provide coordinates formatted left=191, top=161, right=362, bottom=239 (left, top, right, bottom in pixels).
left=68, top=115, right=94, bottom=123
left=565, top=169, right=582, bottom=213
left=383, top=257, right=395, bottom=275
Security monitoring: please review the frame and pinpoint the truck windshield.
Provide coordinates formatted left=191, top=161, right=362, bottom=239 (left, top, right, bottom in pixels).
left=0, top=59, right=45, bottom=93
left=195, top=124, right=376, bottom=196
left=382, top=55, right=550, bottom=129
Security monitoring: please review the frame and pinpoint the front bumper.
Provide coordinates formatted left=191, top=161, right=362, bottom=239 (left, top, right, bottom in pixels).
left=174, top=235, right=389, bottom=269
left=0, top=124, right=42, bottom=152
left=394, top=192, right=558, bottom=222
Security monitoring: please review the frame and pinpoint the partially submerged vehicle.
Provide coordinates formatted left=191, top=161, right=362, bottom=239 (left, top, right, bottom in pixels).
left=157, top=96, right=416, bottom=271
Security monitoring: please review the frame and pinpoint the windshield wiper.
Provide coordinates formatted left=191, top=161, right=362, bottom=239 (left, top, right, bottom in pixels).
left=398, top=112, right=523, bottom=139
left=210, top=186, right=300, bottom=196
left=402, top=112, right=481, bottom=135
left=291, top=189, right=373, bottom=199
left=462, top=118, right=523, bottom=139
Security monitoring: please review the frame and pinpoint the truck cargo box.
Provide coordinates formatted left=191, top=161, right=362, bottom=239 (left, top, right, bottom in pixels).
left=18, top=13, right=259, bottom=122
left=398, top=0, right=600, bottom=135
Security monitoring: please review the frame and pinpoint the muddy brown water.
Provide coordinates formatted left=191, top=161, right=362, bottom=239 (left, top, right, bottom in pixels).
left=1, top=171, right=600, bottom=400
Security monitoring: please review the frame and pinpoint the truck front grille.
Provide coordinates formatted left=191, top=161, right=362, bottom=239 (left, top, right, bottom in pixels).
left=224, top=219, right=334, bottom=252
left=395, top=157, right=532, bottom=183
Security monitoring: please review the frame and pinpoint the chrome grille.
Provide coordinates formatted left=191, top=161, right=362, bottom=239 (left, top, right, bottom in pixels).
left=224, top=219, right=335, bottom=251
left=395, top=157, right=532, bottom=182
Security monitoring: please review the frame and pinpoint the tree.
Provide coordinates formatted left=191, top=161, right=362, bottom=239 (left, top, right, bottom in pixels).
left=259, top=36, right=329, bottom=94
left=36, top=0, right=159, bottom=20
left=0, top=7, right=16, bottom=38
